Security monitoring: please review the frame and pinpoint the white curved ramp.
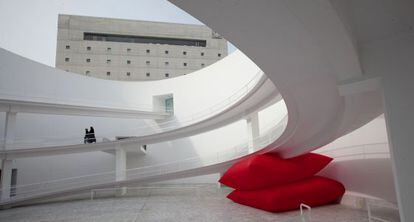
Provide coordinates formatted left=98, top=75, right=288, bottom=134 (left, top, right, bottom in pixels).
left=0, top=47, right=280, bottom=158
left=168, top=0, right=383, bottom=157
left=0, top=115, right=288, bottom=208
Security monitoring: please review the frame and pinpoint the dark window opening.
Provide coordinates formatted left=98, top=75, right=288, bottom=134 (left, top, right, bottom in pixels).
left=165, top=73, right=169, bottom=78
left=165, top=50, right=169, bottom=54
left=127, top=60, right=131, bottom=64
left=84, top=32, right=207, bottom=47
left=86, top=58, right=91, bottom=63
left=146, top=72, right=150, bottom=77
left=65, top=58, right=70, bottom=62
left=201, top=52, right=204, bottom=56
left=126, top=72, right=131, bottom=76
left=218, top=53, right=222, bottom=57
left=183, top=63, right=187, bottom=67
left=106, top=72, right=111, bottom=76
left=146, top=49, right=150, bottom=53
left=65, top=45, right=70, bottom=49
left=183, top=51, right=187, bottom=55
left=86, top=46, right=91, bottom=51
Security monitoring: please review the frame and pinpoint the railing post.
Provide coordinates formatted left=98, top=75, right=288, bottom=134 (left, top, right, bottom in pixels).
left=1, top=111, right=17, bottom=201
left=246, top=112, right=260, bottom=154
left=115, top=147, right=127, bottom=196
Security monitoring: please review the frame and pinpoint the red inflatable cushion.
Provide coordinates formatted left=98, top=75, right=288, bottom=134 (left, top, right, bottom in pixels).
left=227, top=176, right=345, bottom=212
left=219, top=152, right=332, bottom=190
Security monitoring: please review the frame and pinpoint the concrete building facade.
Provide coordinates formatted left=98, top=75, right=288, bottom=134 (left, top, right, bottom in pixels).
left=56, top=15, right=228, bottom=81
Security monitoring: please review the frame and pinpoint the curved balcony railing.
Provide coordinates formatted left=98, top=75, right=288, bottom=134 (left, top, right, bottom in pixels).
left=0, top=114, right=287, bottom=204
left=316, top=142, right=390, bottom=161
left=3, top=71, right=266, bottom=149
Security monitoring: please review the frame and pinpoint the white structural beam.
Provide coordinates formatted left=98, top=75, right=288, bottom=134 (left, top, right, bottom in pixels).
left=246, top=113, right=260, bottom=153
left=377, top=36, right=414, bottom=222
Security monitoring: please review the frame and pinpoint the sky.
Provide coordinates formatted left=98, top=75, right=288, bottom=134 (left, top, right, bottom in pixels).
left=0, top=0, right=236, bottom=66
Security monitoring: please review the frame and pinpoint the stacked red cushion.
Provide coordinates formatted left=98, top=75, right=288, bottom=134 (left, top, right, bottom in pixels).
left=219, top=152, right=333, bottom=190
left=227, top=176, right=345, bottom=212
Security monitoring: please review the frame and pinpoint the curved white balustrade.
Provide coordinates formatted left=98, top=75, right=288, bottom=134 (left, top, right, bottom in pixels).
left=316, top=142, right=395, bottom=203
left=2, top=71, right=266, bottom=149
left=317, top=142, right=390, bottom=161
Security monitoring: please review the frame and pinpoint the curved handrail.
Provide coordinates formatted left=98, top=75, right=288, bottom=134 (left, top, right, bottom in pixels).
left=3, top=71, right=266, bottom=148
left=0, top=114, right=287, bottom=204
left=316, top=142, right=390, bottom=160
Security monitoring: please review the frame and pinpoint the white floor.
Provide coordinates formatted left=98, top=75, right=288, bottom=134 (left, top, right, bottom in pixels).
left=0, top=185, right=388, bottom=222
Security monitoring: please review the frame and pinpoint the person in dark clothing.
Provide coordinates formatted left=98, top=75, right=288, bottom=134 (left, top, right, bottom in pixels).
left=89, top=126, right=96, bottom=143
left=84, top=128, right=89, bottom=144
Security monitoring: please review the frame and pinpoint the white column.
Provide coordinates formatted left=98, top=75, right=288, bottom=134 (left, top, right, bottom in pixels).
left=115, top=147, right=127, bottom=195
left=246, top=112, right=260, bottom=153
left=1, top=112, right=17, bottom=201
left=374, top=36, right=414, bottom=222
left=115, top=147, right=126, bottom=181
left=1, top=160, right=13, bottom=201
left=3, top=112, right=17, bottom=149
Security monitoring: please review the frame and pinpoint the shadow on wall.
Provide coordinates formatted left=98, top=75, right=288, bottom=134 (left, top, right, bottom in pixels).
left=318, top=158, right=397, bottom=203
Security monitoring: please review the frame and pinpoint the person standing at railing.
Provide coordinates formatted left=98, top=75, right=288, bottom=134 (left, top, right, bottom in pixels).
left=84, top=127, right=96, bottom=144
left=84, top=128, right=89, bottom=144
left=89, top=126, right=96, bottom=143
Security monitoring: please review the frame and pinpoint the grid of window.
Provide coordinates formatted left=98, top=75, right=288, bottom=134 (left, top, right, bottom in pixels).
left=61, top=31, right=225, bottom=80
left=84, top=32, right=207, bottom=47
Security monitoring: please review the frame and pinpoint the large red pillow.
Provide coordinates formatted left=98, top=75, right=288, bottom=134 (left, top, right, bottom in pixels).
left=219, top=152, right=332, bottom=190
left=227, top=176, right=345, bottom=212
